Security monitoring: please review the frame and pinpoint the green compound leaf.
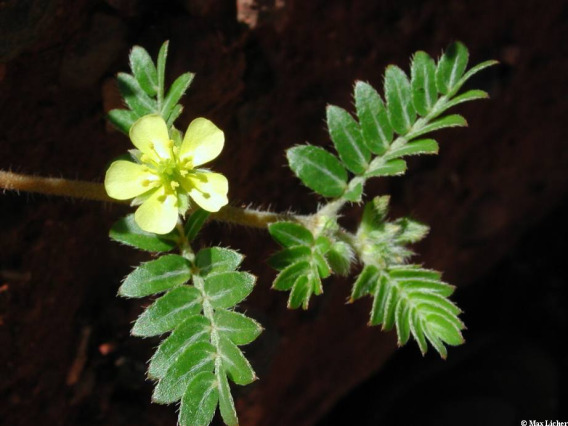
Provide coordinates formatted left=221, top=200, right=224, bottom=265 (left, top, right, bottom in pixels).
left=287, top=145, right=348, bottom=198
left=217, top=369, right=238, bottom=426
left=435, top=41, right=469, bottom=95
left=215, top=309, right=263, bottom=345
left=411, top=51, right=437, bottom=116
left=354, top=265, right=464, bottom=358
left=325, top=240, right=353, bottom=276
left=343, top=181, right=363, bottom=202
left=152, top=340, right=216, bottom=404
left=184, top=208, right=210, bottom=241
left=288, top=274, right=311, bottom=309
left=162, top=72, right=194, bottom=121
left=203, top=272, right=255, bottom=309
left=384, top=65, right=416, bottom=135
left=394, top=217, right=430, bottom=244
left=272, top=260, right=310, bottom=291
left=219, top=335, right=256, bottom=385
left=354, top=81, right=393, bottom=155
left=268, top=221, right=314, bottom=247
left=196, top=247, right=243, bottom=276
left=351, top=264, right=380, bottom=301
left=179, top=372, right=218, bottom=426
left=432, top=89, right=489, bottom=119
left=132, top=286, right=202, bottom=337
left=157, top=41, right=169, bottom=101
left=119, top=254, right=192, bottom=298
left=108, top=108, right=138, bottom=134
left=313, top=249, right=331, bottom=279
left=384, top=138, right=439, bottom=160
left=407, top=114, right=467, bottom=140
left=166, top=104, right=184, bottom=128
left=269, top=224, right=333, bottom=309
left=148, top=315, right=210, bottom=379
left=326, top=105, right=370, bottom=174
left=365, top=158, right=407, bottom=178
left=110, top=214, right=178, bottom=252
left=117, top=72, right=158, bottom=116
left=451, top=59, right=498, bottom=95
left=129, top=46, right=158, bottom=97
left=269, top=246, right=311, bottom=270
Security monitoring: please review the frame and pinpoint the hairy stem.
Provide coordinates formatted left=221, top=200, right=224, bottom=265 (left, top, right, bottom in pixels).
left=0, top=170, right=309, bottom=229
left=0, top=170, right=113, bottom=203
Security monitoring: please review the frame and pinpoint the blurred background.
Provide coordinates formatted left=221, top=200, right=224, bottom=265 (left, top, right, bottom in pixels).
left=1, top=1, right=567, bottom=425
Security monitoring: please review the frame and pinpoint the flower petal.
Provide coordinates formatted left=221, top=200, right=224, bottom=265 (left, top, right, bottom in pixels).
left=134, top=187, right=179, bottom=234
left=105, top=160, right=154, bottom=200
left=184, top=171, right=228, bottom=212
left=179, top=118, right=224, bottom=166
left=129, top=114, right=172, bottom=160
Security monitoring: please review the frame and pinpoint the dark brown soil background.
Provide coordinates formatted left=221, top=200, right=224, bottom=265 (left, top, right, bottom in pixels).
left=1, top=1, right=567, bottom=425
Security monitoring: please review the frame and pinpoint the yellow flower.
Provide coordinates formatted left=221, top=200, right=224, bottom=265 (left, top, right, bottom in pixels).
left=105, top=114, right=228, bottom=234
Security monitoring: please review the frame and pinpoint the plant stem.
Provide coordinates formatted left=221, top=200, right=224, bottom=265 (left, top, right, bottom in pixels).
left=0, top=170, right=113, bottom=203
left=176, top=224, right=224, bottom=386
left=0, top=170, right=308, bottom=230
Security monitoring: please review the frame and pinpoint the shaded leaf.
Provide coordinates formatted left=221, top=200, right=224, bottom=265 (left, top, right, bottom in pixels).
left=269, top=246, right=311, bottom=271
left=288, top=275, right=312, bottom=309
left=108, top=109, right=138, bottom=134
left=110, top=214, right=178, bottom=252
left=352, top=264, right=380, bottom=300
left=272, top=261, right=310, bottom=291
left=325, top=240, right=353, bottom=276
left=117, top=72, right=157, bottom=116
left=166, top=104, right=184, bottom=128
left=343, top=181, right=363, bottom=202
left=184, top=209, right=210, bottom=241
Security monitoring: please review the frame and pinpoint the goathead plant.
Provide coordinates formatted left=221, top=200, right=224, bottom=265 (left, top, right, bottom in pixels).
left=0, top=41, right=497, bottom=425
